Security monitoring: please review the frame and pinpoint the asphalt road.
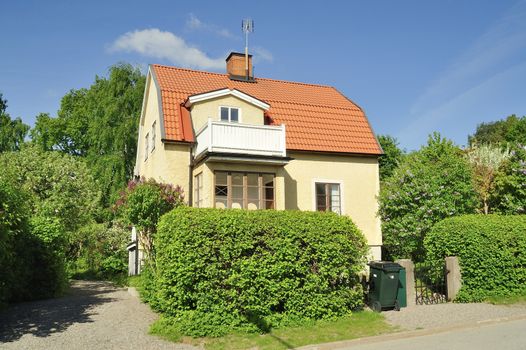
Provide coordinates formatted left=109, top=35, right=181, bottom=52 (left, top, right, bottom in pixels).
left=338, top=318, right=526, bottom=350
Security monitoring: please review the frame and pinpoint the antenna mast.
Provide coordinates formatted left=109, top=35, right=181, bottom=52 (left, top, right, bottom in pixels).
left=242, top=18, right=254, bottom=79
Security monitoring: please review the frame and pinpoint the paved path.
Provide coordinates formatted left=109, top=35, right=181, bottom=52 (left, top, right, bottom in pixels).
left=0, top=280, right=198, bottom=350
left=334, top=318, right=526, bottom=350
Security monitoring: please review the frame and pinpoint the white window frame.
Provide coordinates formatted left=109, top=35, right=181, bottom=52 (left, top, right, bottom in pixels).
left=151, top=121, right=156, bottom=152
left=194, top=172, right=203, bottom=208
left=218, top=106, right=242, bottom=123
left=144, top=132, right=149, bottom=161
left=311, top=179, right=344, bottom=215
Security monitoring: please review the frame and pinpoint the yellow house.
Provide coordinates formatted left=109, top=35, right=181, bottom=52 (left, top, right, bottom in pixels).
left=134, top=52, right=383, bottom=261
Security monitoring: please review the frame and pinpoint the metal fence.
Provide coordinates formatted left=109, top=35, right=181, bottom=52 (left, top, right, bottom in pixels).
left=414, top=259, right=448, bottom=305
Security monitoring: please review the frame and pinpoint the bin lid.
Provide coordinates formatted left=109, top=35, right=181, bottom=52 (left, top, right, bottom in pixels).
left=368, top=261, right=404, bottom=272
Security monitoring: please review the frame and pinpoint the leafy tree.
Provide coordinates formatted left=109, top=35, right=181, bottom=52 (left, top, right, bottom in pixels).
left=0, top=145, right=99, bottom=235
left=0, top=93, right=30, bottom=152
left=466, top=144, right=511, bottom=214
left=377, top=134, right=404, bottom=180
left=114, top=178, right=184, bottom=257
left=31, top=64, right=146, bottom=206
left=469, top=115, right=526, bottom=146
left=378, top=133, right=478, bottom=260
left=490, top=146, right=526, bottom=214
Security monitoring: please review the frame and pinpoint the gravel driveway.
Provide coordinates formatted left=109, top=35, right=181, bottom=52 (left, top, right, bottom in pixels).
left=0, top=280, right=198, bottom=350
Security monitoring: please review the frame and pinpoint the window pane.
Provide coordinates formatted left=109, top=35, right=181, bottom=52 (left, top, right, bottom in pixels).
left=247, top=173, right=258, bottom=186
left=264, top=186, right=274, bottom=201
left=315, top=183, right=326, bottom=196
left=232, top=173, right=243, bottom=186
left=220, top=107, right=229, bottom=121
left=215, top=185, right=228, bottom=196
left=216, top=172, right=227, bottom=185
left=263, top=174, right=274, bottom=186
left=247, top=199, right=259, bottom=210
left=265, top=200, right=274, bottom=210
left=230, top=108, right=239, bottom=122
left=232, top=185, right=243, bottom=199
left=215, top=197, right=227, bottom=209
left=247, top=186, right=258, bottom=199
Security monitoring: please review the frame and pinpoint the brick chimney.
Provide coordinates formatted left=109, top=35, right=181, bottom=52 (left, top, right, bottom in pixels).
left=226, top=52, right=254, bottom=81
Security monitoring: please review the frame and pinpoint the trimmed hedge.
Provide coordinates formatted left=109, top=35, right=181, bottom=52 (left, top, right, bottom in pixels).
left=143, top=207, right=368, bottom=336
left=425, top=215, right=526, bottom=302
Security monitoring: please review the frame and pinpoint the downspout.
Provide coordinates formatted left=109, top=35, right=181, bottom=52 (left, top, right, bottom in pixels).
left=188, top=146, right=194, bottom=206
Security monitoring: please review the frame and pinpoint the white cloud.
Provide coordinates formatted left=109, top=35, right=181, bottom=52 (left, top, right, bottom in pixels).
left=109, top=28, right=225, bottom=70
left=399, top=0, right=526, bottom=147
left=253, top=46, right=274, bottom=63
left=185, top=13, right=235, bottom=39
left=186, top=13, right=203, bottom=30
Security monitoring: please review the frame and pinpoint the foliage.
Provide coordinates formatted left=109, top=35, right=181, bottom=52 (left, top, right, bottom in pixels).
left=425, top=215, right=526, bottom=302
left=0, top=93, right=30, bottom=152
left=150, top=311, right=392, bottom=350
left=379, top=133, right=478, bottom=260
left=0, top=145, right=99, bottom=234
left=469, top=114, right=526, bottom=146
left=466, top=144, right=511, bottom=214
left=31, top=63, right=146, bottom=206
left=0, top=178, right=66, bottom=304
left=377, top=134, right=404, bottom=181
left=490, top=146, right=526, bottom=214
left=114, top=178, right=184, bottom=256
left=68, top=221, right=130, bottom=280
left=143, top=207, right=368, bottom=337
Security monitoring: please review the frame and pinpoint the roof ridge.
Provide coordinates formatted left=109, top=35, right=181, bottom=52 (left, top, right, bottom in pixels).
left=151, top=64, right=336, bottom=89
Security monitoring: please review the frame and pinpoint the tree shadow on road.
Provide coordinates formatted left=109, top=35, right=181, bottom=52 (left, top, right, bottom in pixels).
left=0, top=280, right=118, bottom=343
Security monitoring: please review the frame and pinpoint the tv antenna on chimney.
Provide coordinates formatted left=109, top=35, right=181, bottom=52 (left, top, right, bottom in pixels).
left=242, top=18, right=254, bottom=79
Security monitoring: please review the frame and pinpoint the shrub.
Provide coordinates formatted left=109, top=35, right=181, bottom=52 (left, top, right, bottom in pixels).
left=425, top=215, right=526, bottom=302
left=143, top=207, right=368, bottom=337
left=114, top=178, right=184, bottom=257
left=69, top=222, right=129, bottom=280
left=379, top=133, right=477, bottom=260
left=0, top=178, right=66, bottom=304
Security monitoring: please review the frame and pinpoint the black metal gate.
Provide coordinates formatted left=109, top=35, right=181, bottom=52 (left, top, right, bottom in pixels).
left=414, top=260, right=447, bottom=305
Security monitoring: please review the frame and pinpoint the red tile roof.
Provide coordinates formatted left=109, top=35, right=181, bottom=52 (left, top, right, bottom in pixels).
left=151, top=64, right=382, bottom=155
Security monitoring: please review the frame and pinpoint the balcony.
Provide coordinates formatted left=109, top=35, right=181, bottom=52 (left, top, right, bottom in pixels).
left=194, top=119, right=287, bottom=159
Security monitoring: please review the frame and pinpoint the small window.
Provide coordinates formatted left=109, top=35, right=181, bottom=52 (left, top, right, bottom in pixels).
left=194, top=173, right=203, bottom=208
left=219, top=107, right=240, bottom=123
left=144, top=132, right=149, bottom=161
left=151, top=121, right=156, bottom=152
left=315, top=182, right=341, bottom=214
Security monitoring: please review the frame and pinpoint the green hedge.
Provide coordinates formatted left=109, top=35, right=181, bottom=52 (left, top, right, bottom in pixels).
left=0, top=178, right=66, bottom=306
left=425, top=215, right=526, bottom=302
left=143, top=207, right=368, bottom=337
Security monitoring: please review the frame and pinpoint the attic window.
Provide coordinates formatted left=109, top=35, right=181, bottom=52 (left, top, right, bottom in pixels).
left=220, top=107, right=239, bottom=123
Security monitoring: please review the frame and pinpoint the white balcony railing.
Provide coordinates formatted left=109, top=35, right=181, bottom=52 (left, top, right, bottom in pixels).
left=194, top=119, right=286, bottom=158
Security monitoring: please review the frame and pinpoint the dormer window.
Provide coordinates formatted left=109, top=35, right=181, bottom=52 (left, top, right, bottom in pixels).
left=220, top=106, right=239, bottom=123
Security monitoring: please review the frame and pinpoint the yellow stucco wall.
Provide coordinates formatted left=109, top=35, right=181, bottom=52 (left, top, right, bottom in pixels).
left=190, top=95, right=265, bottom=132
left=283, top=152, right=382, bottom=260
left=137, top=76, right=191, bottom=202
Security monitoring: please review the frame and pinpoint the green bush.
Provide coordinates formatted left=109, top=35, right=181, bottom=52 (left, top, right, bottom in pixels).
left=425, top=215, right=526, bottom=302
left=0, top=178, right=66, bottom=305
left=143, top=207, right=368, bottom=337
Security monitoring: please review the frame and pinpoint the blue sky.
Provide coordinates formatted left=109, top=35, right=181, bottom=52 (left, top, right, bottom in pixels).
left=1, top=0, right=525, bottom=151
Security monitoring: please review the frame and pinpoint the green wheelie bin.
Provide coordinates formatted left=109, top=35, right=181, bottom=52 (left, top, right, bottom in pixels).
left=368, top=261, right=406, bottom=312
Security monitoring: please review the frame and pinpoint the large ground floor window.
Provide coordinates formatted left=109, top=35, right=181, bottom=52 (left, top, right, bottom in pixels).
left=215, top=171, right=275, bottom=210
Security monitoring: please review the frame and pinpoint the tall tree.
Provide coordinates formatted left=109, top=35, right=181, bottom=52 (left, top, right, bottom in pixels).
left=0, top=93, right=30, bottom=152
left=379, top=133, right=478, bottom=260
left=31, top=64, right=146, bottom=206
left=466, top=144, right=511, bottom=214
left=377, top=134, right=404, bottom=181
left=469, top=115, right=526, bottom=146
